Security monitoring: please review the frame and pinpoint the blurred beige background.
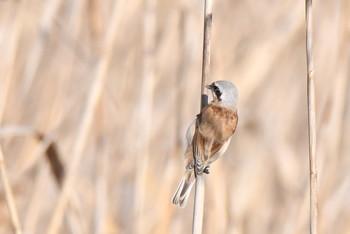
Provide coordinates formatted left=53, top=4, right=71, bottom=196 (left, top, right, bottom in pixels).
left=1, top=0, right=350, bottom=233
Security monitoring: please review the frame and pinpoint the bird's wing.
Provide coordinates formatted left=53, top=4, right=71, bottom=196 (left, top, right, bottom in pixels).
left=185, top=119, right=196, bottom=147
left=183, top=119, right=196, bottom=168
left=208, top=137, right=232, bottom=164
left=208, top=111, right=237, bottom=164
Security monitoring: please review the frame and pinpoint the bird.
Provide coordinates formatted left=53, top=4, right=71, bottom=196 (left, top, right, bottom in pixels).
left=172, top=80, right=238, bottom=208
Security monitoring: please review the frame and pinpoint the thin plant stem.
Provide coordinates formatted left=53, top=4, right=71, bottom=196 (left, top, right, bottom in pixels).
left=305, top=0, right=318, bottom=234
left=192, top=0, right=213, bottom=233
left=192, top=174, right=205, bottom=234
left=200, top=0, right=212, bottom=110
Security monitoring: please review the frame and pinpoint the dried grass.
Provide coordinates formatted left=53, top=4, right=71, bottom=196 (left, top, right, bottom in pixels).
left=0, top=0, right=349, bottom=233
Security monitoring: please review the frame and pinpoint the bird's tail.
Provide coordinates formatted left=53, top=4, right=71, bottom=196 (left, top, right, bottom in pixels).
left=172, top=169, right=196, bottom=208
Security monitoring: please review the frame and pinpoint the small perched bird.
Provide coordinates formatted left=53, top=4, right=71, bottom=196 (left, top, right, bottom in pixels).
left=172, top=80, right=238, bottom=207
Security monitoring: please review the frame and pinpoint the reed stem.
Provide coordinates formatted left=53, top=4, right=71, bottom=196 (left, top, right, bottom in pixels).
left=192, top=0, right=213, bottom=233
left=305, top=0, right=318, bottom=233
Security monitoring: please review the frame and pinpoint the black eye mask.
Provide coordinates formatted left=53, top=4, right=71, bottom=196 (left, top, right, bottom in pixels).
left=212, top=84, right=222, bottom=100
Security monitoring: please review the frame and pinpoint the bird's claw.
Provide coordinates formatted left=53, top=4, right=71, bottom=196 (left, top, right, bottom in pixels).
left=203, top=166, right=210, bottom=174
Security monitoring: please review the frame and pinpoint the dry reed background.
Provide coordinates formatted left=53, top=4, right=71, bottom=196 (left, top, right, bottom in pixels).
left=0, top=0, right=350, bottom=233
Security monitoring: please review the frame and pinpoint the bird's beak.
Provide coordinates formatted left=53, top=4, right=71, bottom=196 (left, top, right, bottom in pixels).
left=205, top=84, right=213, bottom=90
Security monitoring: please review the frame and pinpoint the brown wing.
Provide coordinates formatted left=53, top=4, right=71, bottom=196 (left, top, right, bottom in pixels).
left=191, top=110, right=238, bottom=171
left=194, top=127, right=223, bottom=163
left=230, top=111, right=238, bottom=135
left=209, top=110, right=238, bottom=161
left=208, top=138, right=232, bottom=164
left=200, top=104, right=238, bottom=143
left=210, top=141, right=224, bottom=157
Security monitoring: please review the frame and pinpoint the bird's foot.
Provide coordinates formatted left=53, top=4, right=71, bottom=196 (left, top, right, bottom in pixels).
left=203, top=166, right=210, bottom=174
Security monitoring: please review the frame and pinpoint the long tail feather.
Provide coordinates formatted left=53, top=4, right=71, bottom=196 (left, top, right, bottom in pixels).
left=172, top=169, right=196, bottom=207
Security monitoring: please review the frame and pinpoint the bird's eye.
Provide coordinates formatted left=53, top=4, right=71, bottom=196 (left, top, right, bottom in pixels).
left=213, top=86, right=222, bottom=99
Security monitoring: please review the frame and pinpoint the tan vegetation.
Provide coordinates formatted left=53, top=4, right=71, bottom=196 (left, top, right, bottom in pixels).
left=0, top=0, right=350, bottom=233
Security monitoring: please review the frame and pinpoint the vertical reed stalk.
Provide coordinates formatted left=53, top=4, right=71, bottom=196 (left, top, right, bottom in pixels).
left=192, top=0, right=213, bottom=233
left=200, top=0, right=212, bottom=110
left=305, top=1, right=318, bottom=234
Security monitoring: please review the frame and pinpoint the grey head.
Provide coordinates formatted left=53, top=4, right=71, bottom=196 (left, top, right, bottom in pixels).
left=206, top=80, right=238, bottom=108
